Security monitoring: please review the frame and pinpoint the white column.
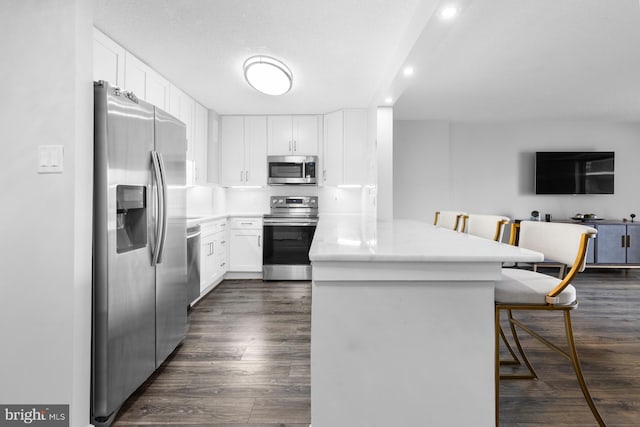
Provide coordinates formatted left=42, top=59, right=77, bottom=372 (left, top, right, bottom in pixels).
left=376, top=107, right=393, bottom=220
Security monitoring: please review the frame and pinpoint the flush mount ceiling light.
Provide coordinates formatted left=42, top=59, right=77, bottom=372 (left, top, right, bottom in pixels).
left=243, top=55, right=293, bottom=96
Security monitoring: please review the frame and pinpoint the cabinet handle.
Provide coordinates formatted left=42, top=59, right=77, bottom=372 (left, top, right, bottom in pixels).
left=289, top=141, right=292, bottom=152
left=240, top=170, right=244, bottom=182
left=622, top=235, right=626, bottom=247
left=258, top=235, right=261, bottom=247
left=221, top=240, right=226, bottom=244
left=627, top=235, right=631, bottom=248
left=294, top=140, right=297, bottom=151
left=220, top=262, right=225, bottom=267
left=245, top=170, right=249, bottom=182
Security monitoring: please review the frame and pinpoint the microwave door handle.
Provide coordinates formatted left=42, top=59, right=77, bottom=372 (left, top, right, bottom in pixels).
left=155, top=152, right=169, bottom=264
left=151, top=151, right=163, bottom=266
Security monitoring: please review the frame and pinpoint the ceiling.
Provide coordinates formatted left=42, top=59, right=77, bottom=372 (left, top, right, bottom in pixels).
left=94, top=0, right=640, bottom=122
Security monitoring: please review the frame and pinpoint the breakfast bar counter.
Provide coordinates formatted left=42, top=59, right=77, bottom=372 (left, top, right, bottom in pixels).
left=308, top=215, right=543, bottom=427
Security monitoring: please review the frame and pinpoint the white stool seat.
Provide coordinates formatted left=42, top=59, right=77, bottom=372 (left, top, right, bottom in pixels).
left=496, top=268, right=576, bottom=305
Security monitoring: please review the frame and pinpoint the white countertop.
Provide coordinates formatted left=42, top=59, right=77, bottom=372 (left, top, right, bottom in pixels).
left=186, top=212, right=265, bottom=227
left=309, top=214, right=543, bottom=263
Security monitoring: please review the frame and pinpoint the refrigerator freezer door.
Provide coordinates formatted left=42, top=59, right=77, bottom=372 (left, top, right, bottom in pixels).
left=153, top=107, right=188, bottom=367
left=93, top=83, right=157, bottom=421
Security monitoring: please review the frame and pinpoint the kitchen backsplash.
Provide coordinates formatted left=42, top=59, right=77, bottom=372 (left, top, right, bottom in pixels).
left=188, top=185, right=368, bottom=216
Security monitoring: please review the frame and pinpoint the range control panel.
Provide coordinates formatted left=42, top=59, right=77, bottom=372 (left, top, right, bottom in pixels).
left=270, top=196, right=318, bottom=209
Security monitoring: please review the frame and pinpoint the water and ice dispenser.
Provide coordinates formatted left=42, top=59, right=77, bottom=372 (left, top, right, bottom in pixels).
left=116, top=185, right=147, bottom=253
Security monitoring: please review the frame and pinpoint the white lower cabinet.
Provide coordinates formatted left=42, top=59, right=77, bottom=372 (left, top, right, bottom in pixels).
left=200, top=219, right=228, bottom=293
left=229, top=217, right=263, bottom=272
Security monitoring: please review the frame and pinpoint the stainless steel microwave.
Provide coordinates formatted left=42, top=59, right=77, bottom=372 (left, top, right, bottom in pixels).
left=267, top=155, right=317, bottom=185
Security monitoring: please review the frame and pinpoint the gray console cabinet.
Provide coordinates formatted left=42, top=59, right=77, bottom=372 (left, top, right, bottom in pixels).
left=627, top=224, right=640, bottom=264
left=585, top=222, right=640, bottom=266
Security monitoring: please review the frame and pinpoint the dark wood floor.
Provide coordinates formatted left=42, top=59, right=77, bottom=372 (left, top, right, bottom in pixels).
left=114, top=270, right=640, bottom=426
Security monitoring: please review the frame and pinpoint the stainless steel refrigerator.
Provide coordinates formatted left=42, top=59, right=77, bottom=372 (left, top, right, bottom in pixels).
left=92, top=81, right=187, bottom=426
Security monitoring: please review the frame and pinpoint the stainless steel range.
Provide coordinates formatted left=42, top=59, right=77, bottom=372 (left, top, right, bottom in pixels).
left=263, top=196, right=318, bottom=281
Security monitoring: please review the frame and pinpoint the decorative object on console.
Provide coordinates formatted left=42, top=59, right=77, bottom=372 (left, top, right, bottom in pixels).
left=571, top=213, right=602, bottom=221
left=631, top=213, right=636, bottom=223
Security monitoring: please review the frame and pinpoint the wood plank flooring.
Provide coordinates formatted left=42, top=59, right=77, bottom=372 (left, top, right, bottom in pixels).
left=113, top=280, right=311, bottom=426
left=113, top=270, right=640, bottom=426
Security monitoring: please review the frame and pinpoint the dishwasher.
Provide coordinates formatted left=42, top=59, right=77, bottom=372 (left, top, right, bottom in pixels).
left=186, top=224, right=201, bottom=309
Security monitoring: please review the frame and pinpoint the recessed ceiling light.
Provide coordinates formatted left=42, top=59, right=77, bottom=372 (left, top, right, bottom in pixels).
left=439, top=6, right=458, bottom=20
left=403, top=66, right=414, bottom=77
left=243, top=55, right=292, bottom=96
left=384, top=97, right=393, bottom=104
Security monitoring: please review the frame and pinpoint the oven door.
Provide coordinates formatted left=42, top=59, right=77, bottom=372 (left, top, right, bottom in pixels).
left=263, top=218, right=317, bottom=280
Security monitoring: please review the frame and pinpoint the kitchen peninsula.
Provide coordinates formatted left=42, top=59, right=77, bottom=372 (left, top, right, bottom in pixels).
left=309, top=215, right=543, bottom=427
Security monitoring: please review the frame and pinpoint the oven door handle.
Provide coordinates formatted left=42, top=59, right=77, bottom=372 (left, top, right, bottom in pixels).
left=263, top=221, right=317, bottom=227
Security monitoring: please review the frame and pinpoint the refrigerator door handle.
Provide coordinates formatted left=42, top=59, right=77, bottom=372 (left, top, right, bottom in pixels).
left=155, top=151, right=169, bottom=264
left=151, top=151, right=165, bottom=266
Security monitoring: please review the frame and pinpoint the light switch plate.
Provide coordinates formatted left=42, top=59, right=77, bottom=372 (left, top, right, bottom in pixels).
left=38, top=145, right=64, bottom=173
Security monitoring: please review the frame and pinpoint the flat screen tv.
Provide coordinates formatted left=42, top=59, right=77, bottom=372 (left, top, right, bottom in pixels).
left=535, top=151, right=615, bottom=195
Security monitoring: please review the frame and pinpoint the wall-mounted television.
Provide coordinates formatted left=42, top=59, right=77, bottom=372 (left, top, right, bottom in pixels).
left=535, top=151, right=615, bottom=195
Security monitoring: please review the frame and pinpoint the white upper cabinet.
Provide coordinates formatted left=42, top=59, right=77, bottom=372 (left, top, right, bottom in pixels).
left=323, top=110, right=344, bottom=187
left=123, top=52, right=146, bottom=99
left=220, top=116, right=267, bottom=187
left=220, top=116, right=245, bottom=186
left=93, top=27, right=208, bottom=187
left=168, top=86, right=196, bottom=185
left=123, top=52, right=170, bottom=110
left=322, top=109, right=367, bottom=186
left=268, top=115, right=320, bottom=155
left=244, top=116, right=268, bottom=186
left=145, top=70, right=170, bottom=111
left=93, top=29, right=125, bottom=87
left=193, top=102, right=208, bottom=185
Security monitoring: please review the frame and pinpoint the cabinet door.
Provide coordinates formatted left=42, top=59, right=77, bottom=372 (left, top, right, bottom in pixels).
left=293, top=115, right=319, bottom=155
left=207, top=115, right=220, bottom=184
left=230, top=230, right=263, bottom=272
left=342, top=109, right=367, bottom=185
left=595, top=224, right=627, bottom=264
left=268, top=115, right=294, bottom=154
left=244, top=116, right=267, bottom=186
left=585, top=234, right=595, bottom=264
left=123, top=52, right=147, bottom=100
left=146, top=70, right=170, bottom=110
left=200, top=235, right=216, bottom=291
left=93, top=29, right=125, bottom=88
left=193, top=102, right=208, bottom=184
left=220, top=116, right=245, bottom=186
left=323, top=110, right=344, bottom=186
left=213, top=230, right=228, bottom=276
left=626, top=224, right=640, bottom=264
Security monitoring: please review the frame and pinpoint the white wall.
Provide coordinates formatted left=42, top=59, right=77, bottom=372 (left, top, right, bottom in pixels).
left=0, top=1, right=93, bottom=426
left=394, top=120, right=640, bottom=222
left=393, top=121, right=451, bottom=222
